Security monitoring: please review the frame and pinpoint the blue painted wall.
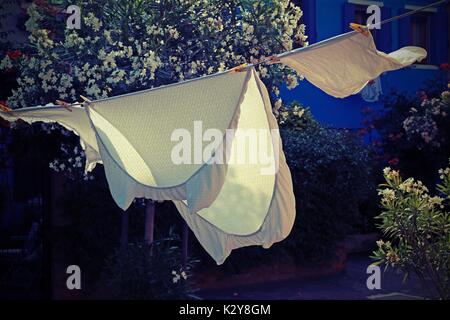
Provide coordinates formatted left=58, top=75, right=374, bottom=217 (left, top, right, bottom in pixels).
left=281, top=0, right=449, bottom=128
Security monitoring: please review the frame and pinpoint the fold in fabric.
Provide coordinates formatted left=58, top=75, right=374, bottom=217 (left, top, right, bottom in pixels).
left=88, top=67, right=295, bottom=263
left=85, top=70, right=252, bottom=210
left=0, top=105, right=101, bottom=172
left=173, top=69, right=295, bottom=264
left=0, top=68, right=295, bottom=264
left=0, top=31, right=427, bottom=263
left=279, top=31, right=427, bottom=98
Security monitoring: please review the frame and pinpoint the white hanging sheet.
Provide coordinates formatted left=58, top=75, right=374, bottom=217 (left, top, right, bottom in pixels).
left=0, top=30, right=427, bottom=263
left=279, top=31, right=426, bottom=98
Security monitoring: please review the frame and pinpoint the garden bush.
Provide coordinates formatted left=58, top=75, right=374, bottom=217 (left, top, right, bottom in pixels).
left=373, top=163, right=450, bottom=299
left=55, top=168, right=122, bottom=288
left=362, top=81, right=450, bottom=187
left=104, top=239, right=197, bottom=300
left=280, top=102, right=375, bottom=263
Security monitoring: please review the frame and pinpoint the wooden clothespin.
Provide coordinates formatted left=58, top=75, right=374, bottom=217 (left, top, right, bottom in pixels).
left=266, top=55, right=281, bottom=65
left=230, top=63, right=248, bottom=73
left=55, top=99, right=73, bottom=112
left=0, top=102, right=12, bottom=113
left=349, top=23, right=370, bottom=37
left=79, top=95, right=92, bottom=107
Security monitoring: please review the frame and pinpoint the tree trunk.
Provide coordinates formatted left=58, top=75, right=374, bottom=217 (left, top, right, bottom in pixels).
left=144, top=200, right=155, bottom=245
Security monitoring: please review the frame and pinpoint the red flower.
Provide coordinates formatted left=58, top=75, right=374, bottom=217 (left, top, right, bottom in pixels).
left=440, top=63, right=450, bottom=71
left=418, top=90, right=428, bottom=102
left=6, top=50, right=22, bottom=60
left=388, top=158, right=399, bottom=165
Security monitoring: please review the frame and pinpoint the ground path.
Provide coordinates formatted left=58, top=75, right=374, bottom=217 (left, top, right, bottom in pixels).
left=198, top=254, right=431, bottom=300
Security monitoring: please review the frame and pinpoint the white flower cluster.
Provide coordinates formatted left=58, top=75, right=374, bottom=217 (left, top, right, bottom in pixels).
left=381, top=167, right=446, bottom=209
left=49, top=143, right=93, bottom=181
left=171, top=269, right=187, bottom=284
left=439, top=167, right=450, bottom=180
left=84, top=12, right=102, bottom=32
left=402, top=92, right=449, bottom=148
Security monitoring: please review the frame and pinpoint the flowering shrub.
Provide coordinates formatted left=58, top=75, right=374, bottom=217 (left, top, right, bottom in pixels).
left=2, top=0, right=306, bottom=107
left=362, top=84, right=450, bottom=186
left=1, top=0, right=307, bottom=178
left=373, top=164, right=450, bottom=299
left=402, top=87, right=450, bottom=149
left=48, top=142, right=94, bottom=181
left=276, top=100, right=319, bottom=131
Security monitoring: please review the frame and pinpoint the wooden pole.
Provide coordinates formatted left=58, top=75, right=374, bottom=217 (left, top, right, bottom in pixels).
left=181, top=222, right=189, bottom=268
left=144, top=200, right=155, bottom=245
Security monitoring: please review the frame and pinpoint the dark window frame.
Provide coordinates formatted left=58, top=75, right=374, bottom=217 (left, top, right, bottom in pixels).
left=410, top=11, right=431, bottom=64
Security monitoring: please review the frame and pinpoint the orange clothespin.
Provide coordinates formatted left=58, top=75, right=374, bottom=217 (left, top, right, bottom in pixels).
left=230, top=63, right=248, bottom=73
left=349, top=23, right=370, bottom=37
left=55, top=99, right=73, bottom=112
left=266, top=55, right=281, bottom=65
left=0, top=101, right=12, bottom=113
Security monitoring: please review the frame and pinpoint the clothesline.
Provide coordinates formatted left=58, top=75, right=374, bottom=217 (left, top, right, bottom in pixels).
left=3, top=0, right=444, bottom=112
left=252, top=0, right=450, bottom=66
left=0, top=18, right=429, bottom=263
left=374, top=0, right=449, bottom=28
left=84, top=0, right=449, bottom=106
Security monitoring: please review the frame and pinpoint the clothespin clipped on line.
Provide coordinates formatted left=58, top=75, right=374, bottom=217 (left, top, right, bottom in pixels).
left=265, top=55, right=281, bottom=65
left=230, top=55, right=281, bottom=73
left=55, top=100, right=73, bottom=112
left=230, top=63, right=248, bottom=73
left=349, top=23, right=370, bottom=37
left=0, top=102, right=12, bottom=113
left=79, top=95, right=92, bottom=106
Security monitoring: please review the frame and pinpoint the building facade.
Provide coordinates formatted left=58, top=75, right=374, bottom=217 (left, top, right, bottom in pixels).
left=284, top=0, right=450, bottom=128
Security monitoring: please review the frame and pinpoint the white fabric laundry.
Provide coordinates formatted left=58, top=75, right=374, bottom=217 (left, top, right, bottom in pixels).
left=361, top=77, right=383, bottom=103
left=279, top=31, right=426, bottom=98
left=1, top=68, right=295, bottom=264
left=0, top=30, right=427, bottom=263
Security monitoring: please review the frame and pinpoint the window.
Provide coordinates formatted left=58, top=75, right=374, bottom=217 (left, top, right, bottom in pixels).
left=353, top=4, right=380, bottom=47
left=354, top=4, right=370, bottom=25
left=344, top=2, right=392, bottom=52
left=410, top=12, right=430, bottom=64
